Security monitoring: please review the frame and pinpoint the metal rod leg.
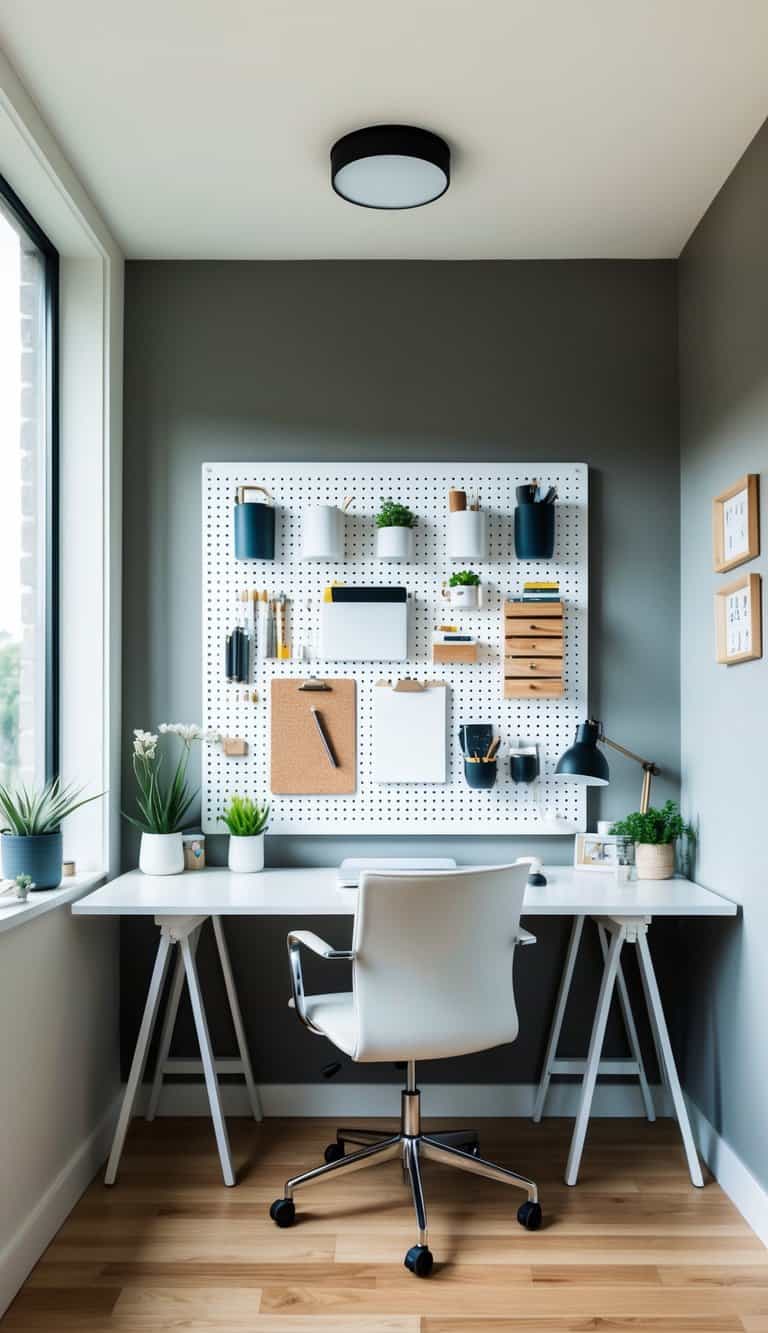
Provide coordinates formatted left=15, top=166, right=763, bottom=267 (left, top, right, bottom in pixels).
left=407, top=1140, right=428, bottom=1246
left=565, top=924, right=625, bottom=1186
left=212, top=915, right=263, bottom=1122
left=105, top=931, right=173, bottom=1185
left=421, top=1137, right=537, bottom=1202
left=636, top=929, right=704, bottom=1188
left=336, top=1127, right=395, bottom=1147
left=597, top=923, right=655, bottom=1123
left=533, top=914, right=584, bottom=1122
left=181, top=934, right=236, bottom=1187
left=286, top=1136, right=401, bottom=1197
left=146, top=927, right=201, bottom=1122
left=425, top=1128, right=479, bottom=1149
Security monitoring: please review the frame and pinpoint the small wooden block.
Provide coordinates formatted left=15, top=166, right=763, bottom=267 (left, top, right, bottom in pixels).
left=222, top=737, right=248, bottom=756
left=432, top=642, right=479, bottom=664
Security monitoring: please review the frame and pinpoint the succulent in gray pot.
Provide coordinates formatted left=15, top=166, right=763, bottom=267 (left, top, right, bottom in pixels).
left=0, top=779, right=103, bottom=890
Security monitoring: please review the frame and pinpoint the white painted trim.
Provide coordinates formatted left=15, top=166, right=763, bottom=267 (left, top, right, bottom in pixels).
left=0, top=872, right=104, bottom=935
left=0, top=1092, right=120, bottom=1318
left=136, top=1081, right=671, bottom=1120
left=687, top=1096, right=768, bottom=1247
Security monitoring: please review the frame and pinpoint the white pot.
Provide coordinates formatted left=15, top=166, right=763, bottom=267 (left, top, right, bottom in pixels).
left=635, top=842, right=675, bottom=881
left=139, top=832, right=184, bottom=876
left=447, top=509, right=488, bottom=560
left=442, top=583, right=482, bottom=610
left=302, top=505, right=345, bottom=560
left=376, top=525, right=414, bottom=561
left=228, top=833, right=265, bottom=873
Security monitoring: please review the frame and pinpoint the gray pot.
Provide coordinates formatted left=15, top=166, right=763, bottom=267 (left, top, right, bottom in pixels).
left=1, top=831, right=63, bottom=890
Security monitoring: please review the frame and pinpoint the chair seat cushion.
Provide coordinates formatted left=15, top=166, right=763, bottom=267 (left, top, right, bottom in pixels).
left=291, top=991, right=357, bottom=1055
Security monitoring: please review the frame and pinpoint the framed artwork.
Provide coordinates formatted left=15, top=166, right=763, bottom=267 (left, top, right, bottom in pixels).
left=574, top=832, right=627, bottom=873
left=715, top=572, right=762, bottom=665
left=713, top=474, right=760, bottom=573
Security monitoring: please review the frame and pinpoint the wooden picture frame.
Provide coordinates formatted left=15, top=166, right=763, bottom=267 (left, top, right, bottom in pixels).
left=712, top=474, right=759, bottom=573
left=574, top=832, right=623, bottom=873
left=715, top=572, right=762, bottom=665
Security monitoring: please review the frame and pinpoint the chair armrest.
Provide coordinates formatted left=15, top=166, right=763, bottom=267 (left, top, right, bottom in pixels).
left=286, top=931, right=355, bottom=1035
left=515, top=928, right=537, bottom=946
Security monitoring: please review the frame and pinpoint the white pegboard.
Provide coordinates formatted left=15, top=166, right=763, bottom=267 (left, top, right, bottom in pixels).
left=202, top=462, right=588, bottom=836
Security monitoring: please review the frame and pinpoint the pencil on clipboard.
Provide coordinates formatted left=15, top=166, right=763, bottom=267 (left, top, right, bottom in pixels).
left=310, top=706, right=338, bottom=768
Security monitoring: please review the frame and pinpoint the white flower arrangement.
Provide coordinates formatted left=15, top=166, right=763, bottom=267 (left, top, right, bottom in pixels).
left=126, top=724, right=221, bottom=834
left=158, top=723, right=221, bottom=744
left=133, top=729, right=159, bottom=759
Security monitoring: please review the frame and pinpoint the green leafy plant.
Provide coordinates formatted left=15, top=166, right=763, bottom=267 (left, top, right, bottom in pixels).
left=610, top=800, right=693, bottom=846
left=125, top=724, right=219, bottom=835
left=376, top=497, right=416, bottom=529
left=0, top=778, right=102, bottom=836
left=449, top=569, right=481, bottom=587
left=220, top=794, right=270, bottom=837
left=14, top=873, right=33, bottom=899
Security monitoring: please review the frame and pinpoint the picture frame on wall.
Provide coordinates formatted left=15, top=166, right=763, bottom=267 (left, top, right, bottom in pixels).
left=715, top=572, right=762, bottom=665
left=712, top=474, right=760, bottom=573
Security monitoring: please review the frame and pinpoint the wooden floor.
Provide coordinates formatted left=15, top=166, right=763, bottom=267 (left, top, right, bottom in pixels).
left=4, top=1116, right=767, bottom=1331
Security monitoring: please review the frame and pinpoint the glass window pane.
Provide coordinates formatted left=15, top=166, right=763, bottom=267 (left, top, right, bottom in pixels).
left=0, top=198, right=51, bottom=787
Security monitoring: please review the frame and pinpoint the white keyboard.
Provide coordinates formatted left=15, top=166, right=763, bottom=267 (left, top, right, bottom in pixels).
left=336, top=857, right=457, bottom=890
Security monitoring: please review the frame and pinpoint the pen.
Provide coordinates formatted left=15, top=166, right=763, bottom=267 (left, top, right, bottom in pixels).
left=311, top=707, right=338, bottom=768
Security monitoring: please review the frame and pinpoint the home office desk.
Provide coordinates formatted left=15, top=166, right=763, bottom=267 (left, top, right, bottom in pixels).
left=73, top=866, right=736, bottom=1190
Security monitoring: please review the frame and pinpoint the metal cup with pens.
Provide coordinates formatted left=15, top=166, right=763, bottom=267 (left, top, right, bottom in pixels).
left=459, top=723, right=499, bottom=789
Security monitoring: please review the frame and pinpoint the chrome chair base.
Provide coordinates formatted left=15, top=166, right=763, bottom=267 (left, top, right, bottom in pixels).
left=269, top=1071, right=541, bottom=1276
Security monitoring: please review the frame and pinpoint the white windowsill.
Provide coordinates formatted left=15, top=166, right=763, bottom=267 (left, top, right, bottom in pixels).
left=0, top=872, right=105, bottom=936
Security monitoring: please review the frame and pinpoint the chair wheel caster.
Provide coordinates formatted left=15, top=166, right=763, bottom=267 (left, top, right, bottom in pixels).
left=324, top=1141, right=345, bottom=1163
left=517, top=1200, right=542, bottom=1230
left=458, top=1140, right=480, bottom=1156
left=404, top=1244, right=434, bottom=1277
left=269, top=1198, right=296, bottom=1228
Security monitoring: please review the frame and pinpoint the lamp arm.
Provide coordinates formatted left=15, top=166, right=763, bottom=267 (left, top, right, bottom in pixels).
left=593, top=723, right=659, bottom=816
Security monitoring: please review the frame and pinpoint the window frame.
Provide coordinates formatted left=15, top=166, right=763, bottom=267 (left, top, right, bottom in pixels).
left=0, top=172, right=59, bottom=781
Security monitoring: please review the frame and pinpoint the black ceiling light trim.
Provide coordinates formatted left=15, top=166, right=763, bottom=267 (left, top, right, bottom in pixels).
left=330, top=124, right=450, bottom=210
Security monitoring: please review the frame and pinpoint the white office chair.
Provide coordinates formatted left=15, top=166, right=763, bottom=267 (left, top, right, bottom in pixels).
left=269, top=864, right=541, bottom=1277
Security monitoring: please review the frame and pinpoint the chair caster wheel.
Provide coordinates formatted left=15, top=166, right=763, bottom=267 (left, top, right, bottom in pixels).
left=269, top=1198, right=296, bottom=1228
left=324, top=1141, right=345, bottom=1163
left=517, top=1200, right=542, bottom=1230
left=404, top=1244, right=434, bottom=1277
left=458, top=1140, right=480, bottom=1156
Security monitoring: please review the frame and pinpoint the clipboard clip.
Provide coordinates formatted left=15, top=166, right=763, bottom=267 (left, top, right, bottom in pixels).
left=376, top=678, right=445, bottom=693
left=298, top=677, right=332, bottom=691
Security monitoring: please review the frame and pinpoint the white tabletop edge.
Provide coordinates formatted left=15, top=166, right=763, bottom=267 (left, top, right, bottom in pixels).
left=71, top=865, right=739, bottom=919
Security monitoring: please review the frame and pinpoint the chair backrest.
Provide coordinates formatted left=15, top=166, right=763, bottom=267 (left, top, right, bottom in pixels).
left=351, top=864, right=528, bottom=1063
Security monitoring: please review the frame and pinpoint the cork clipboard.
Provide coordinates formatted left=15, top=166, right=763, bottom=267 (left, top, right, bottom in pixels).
left=270, top=678, right=357, bottom=795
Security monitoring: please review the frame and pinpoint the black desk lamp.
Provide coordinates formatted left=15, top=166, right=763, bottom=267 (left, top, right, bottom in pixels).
left=553, top=719, right=659, bottom=814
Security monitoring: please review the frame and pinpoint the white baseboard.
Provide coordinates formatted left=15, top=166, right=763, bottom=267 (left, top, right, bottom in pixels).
left=136, top=1080, right=671, bottom=1119
left=686, top=1096, right=768, bottom=1248
left=0, top=1092, right=121, bottom=1319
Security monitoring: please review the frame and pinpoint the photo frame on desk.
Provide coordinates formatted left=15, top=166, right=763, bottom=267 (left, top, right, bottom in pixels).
left=712, top=474, right=759, bottom=573
left=714, top=572, right=762, bottom=665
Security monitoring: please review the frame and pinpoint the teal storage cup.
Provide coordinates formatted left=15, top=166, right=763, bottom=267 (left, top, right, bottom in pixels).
left=234, top=484, right=276, bottom=560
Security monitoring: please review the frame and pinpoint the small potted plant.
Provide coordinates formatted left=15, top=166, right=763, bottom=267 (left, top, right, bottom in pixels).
left=221, top=795, right=270, bottom=873
left=375, top=497, right=416, bottom=561
left=610, top=800, right=693, bottom=881
left=443, top=569, right=482, bottom=610
left=125, top=724, right=219, bottom=875
left=0, top=779, right=102, bottom=890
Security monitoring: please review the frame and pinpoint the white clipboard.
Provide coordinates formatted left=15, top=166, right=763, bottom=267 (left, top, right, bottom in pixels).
left=373, top=679, right=448, bottom=783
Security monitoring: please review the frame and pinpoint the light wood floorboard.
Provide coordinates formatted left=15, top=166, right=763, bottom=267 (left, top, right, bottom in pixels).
left=2, top=1116, right=766, bottom=1332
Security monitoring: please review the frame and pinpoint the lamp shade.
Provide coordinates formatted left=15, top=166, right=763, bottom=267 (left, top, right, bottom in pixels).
left=554, top=721, right=609, bottom=786
left=331, top=125, right=450, bottom=209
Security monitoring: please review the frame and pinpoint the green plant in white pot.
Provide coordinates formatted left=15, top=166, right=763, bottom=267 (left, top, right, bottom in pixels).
left=444, top=569, right=482, bottom=609
left=221, top=795, right=270, bottom=873
left=0, top=779, right=102, bottom=890
left=610, top=800, right=693, bottom=881
left=125, top=724, right=220, bottom=875
left=375, top=497, right=416, bottom=562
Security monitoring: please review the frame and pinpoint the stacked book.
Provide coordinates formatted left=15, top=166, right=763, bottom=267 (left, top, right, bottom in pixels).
left=521, top=579, right=560, bottom=602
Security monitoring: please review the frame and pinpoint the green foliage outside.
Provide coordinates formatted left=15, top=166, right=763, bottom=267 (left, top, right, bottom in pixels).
left=0, top=634, right=20, bottom=786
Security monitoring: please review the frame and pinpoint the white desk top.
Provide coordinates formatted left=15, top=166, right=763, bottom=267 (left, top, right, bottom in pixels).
left=72, top=865, right=737, bottom=919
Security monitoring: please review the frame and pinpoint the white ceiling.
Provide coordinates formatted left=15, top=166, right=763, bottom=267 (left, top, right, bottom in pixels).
left=1, top=1, right=767, bottom=259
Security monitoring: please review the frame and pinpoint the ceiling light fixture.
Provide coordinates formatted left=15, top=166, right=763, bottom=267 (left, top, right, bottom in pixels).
left=330, top=125, right=450, bottom=210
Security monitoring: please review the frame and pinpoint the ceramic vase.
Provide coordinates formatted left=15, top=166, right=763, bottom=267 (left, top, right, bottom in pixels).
left=139, top=832, right=184, bottom=876
left=228, top=833, right=265, bottom=873
left=376, top=525, right=414, bottom=561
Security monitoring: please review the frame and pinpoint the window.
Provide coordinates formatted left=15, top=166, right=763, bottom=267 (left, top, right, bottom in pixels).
left=0, top=176, right=58, bottom=788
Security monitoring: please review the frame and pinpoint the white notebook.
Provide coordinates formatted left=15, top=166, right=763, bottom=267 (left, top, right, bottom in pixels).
left=319, top=600, right=408, bottom=661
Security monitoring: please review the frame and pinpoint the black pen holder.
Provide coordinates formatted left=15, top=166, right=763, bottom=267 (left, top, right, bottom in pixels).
left=464, top=758, right=497, bottom=789
left=510, top=751, right=539, bottom=783
left=514, top=503, right=555, bottom=560
left=234, top=485, right=276, bottom=560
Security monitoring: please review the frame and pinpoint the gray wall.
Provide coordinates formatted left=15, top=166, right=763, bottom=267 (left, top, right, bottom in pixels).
left=122, top=260, right=680, bottom=1083
left=678, top=123, right=768, bottom=1187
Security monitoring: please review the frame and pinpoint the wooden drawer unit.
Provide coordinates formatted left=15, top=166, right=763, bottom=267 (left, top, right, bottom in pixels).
left=503, top=601, right=564, bottom=699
